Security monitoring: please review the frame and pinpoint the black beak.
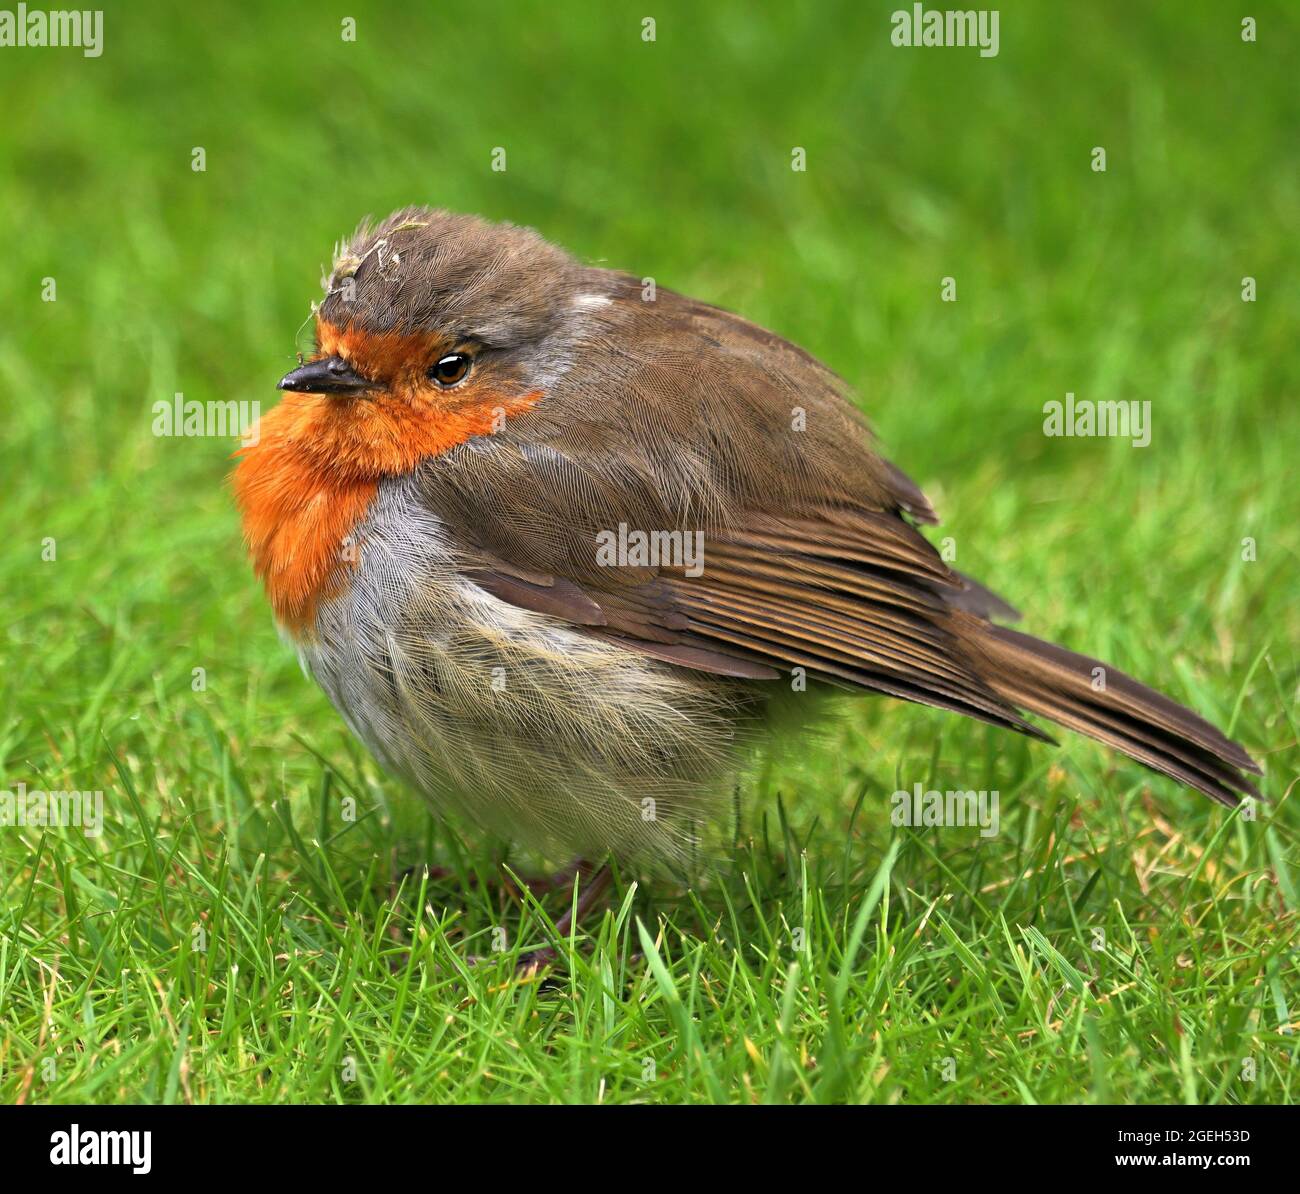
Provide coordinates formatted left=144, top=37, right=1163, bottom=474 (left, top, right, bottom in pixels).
left=277, top=356, right=376, bottom=395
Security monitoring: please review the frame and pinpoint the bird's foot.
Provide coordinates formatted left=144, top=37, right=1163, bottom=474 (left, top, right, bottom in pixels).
left=511, top=863, right=614, bottom=975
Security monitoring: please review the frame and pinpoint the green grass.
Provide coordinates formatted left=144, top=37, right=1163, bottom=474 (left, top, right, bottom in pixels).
left=1, top=0, right=1297, bottom=1104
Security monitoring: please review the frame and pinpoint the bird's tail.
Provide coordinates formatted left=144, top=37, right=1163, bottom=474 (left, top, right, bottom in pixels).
left=967, top=623, right=1262, bottom=806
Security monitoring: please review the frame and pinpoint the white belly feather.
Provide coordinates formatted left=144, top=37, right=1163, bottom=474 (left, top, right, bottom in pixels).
left=296, top=472, right=748, bottom=863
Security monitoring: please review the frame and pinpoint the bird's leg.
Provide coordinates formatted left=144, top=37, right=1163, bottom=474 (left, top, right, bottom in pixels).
left=515, top=863, right=613, bottom=974
left=418, top=859, right=612, bottom=974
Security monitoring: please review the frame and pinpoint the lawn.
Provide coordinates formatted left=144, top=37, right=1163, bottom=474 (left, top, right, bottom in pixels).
left=1, top=0, right=1296, bottom=1104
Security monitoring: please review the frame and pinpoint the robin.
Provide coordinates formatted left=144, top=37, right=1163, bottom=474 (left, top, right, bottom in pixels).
left=234, top=207, right=1261, bottom=884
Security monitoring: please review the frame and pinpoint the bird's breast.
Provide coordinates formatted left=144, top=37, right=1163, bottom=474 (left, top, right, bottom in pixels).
left=233, top=422, right=378, bottom=634
left=233, top=380, right=543, bottom=633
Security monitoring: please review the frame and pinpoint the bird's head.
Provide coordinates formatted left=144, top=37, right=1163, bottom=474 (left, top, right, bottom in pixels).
left=271, top=208, right=600, bottom=474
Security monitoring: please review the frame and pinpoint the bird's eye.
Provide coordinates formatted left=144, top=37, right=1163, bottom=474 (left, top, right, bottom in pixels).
left=428, top=353, right=471, bottom=387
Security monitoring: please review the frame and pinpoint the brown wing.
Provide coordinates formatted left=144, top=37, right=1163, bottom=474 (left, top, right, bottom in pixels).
left=466, top=502, right=1046, bottom=739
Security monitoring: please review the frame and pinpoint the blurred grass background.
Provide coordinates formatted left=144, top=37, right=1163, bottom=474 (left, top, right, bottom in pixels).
left=0, top=0, right=1296, bottom=1104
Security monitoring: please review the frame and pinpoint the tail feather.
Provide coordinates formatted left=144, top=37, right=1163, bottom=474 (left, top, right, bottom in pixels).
left=969, top=624, right=1262, bottom=807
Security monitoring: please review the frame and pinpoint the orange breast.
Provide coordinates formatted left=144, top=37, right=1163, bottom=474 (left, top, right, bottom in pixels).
left=234, top=381, right=540, bottom=634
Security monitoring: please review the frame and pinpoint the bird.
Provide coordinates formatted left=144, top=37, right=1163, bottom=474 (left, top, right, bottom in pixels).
left=234, top=206, right=1262, bottom=877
